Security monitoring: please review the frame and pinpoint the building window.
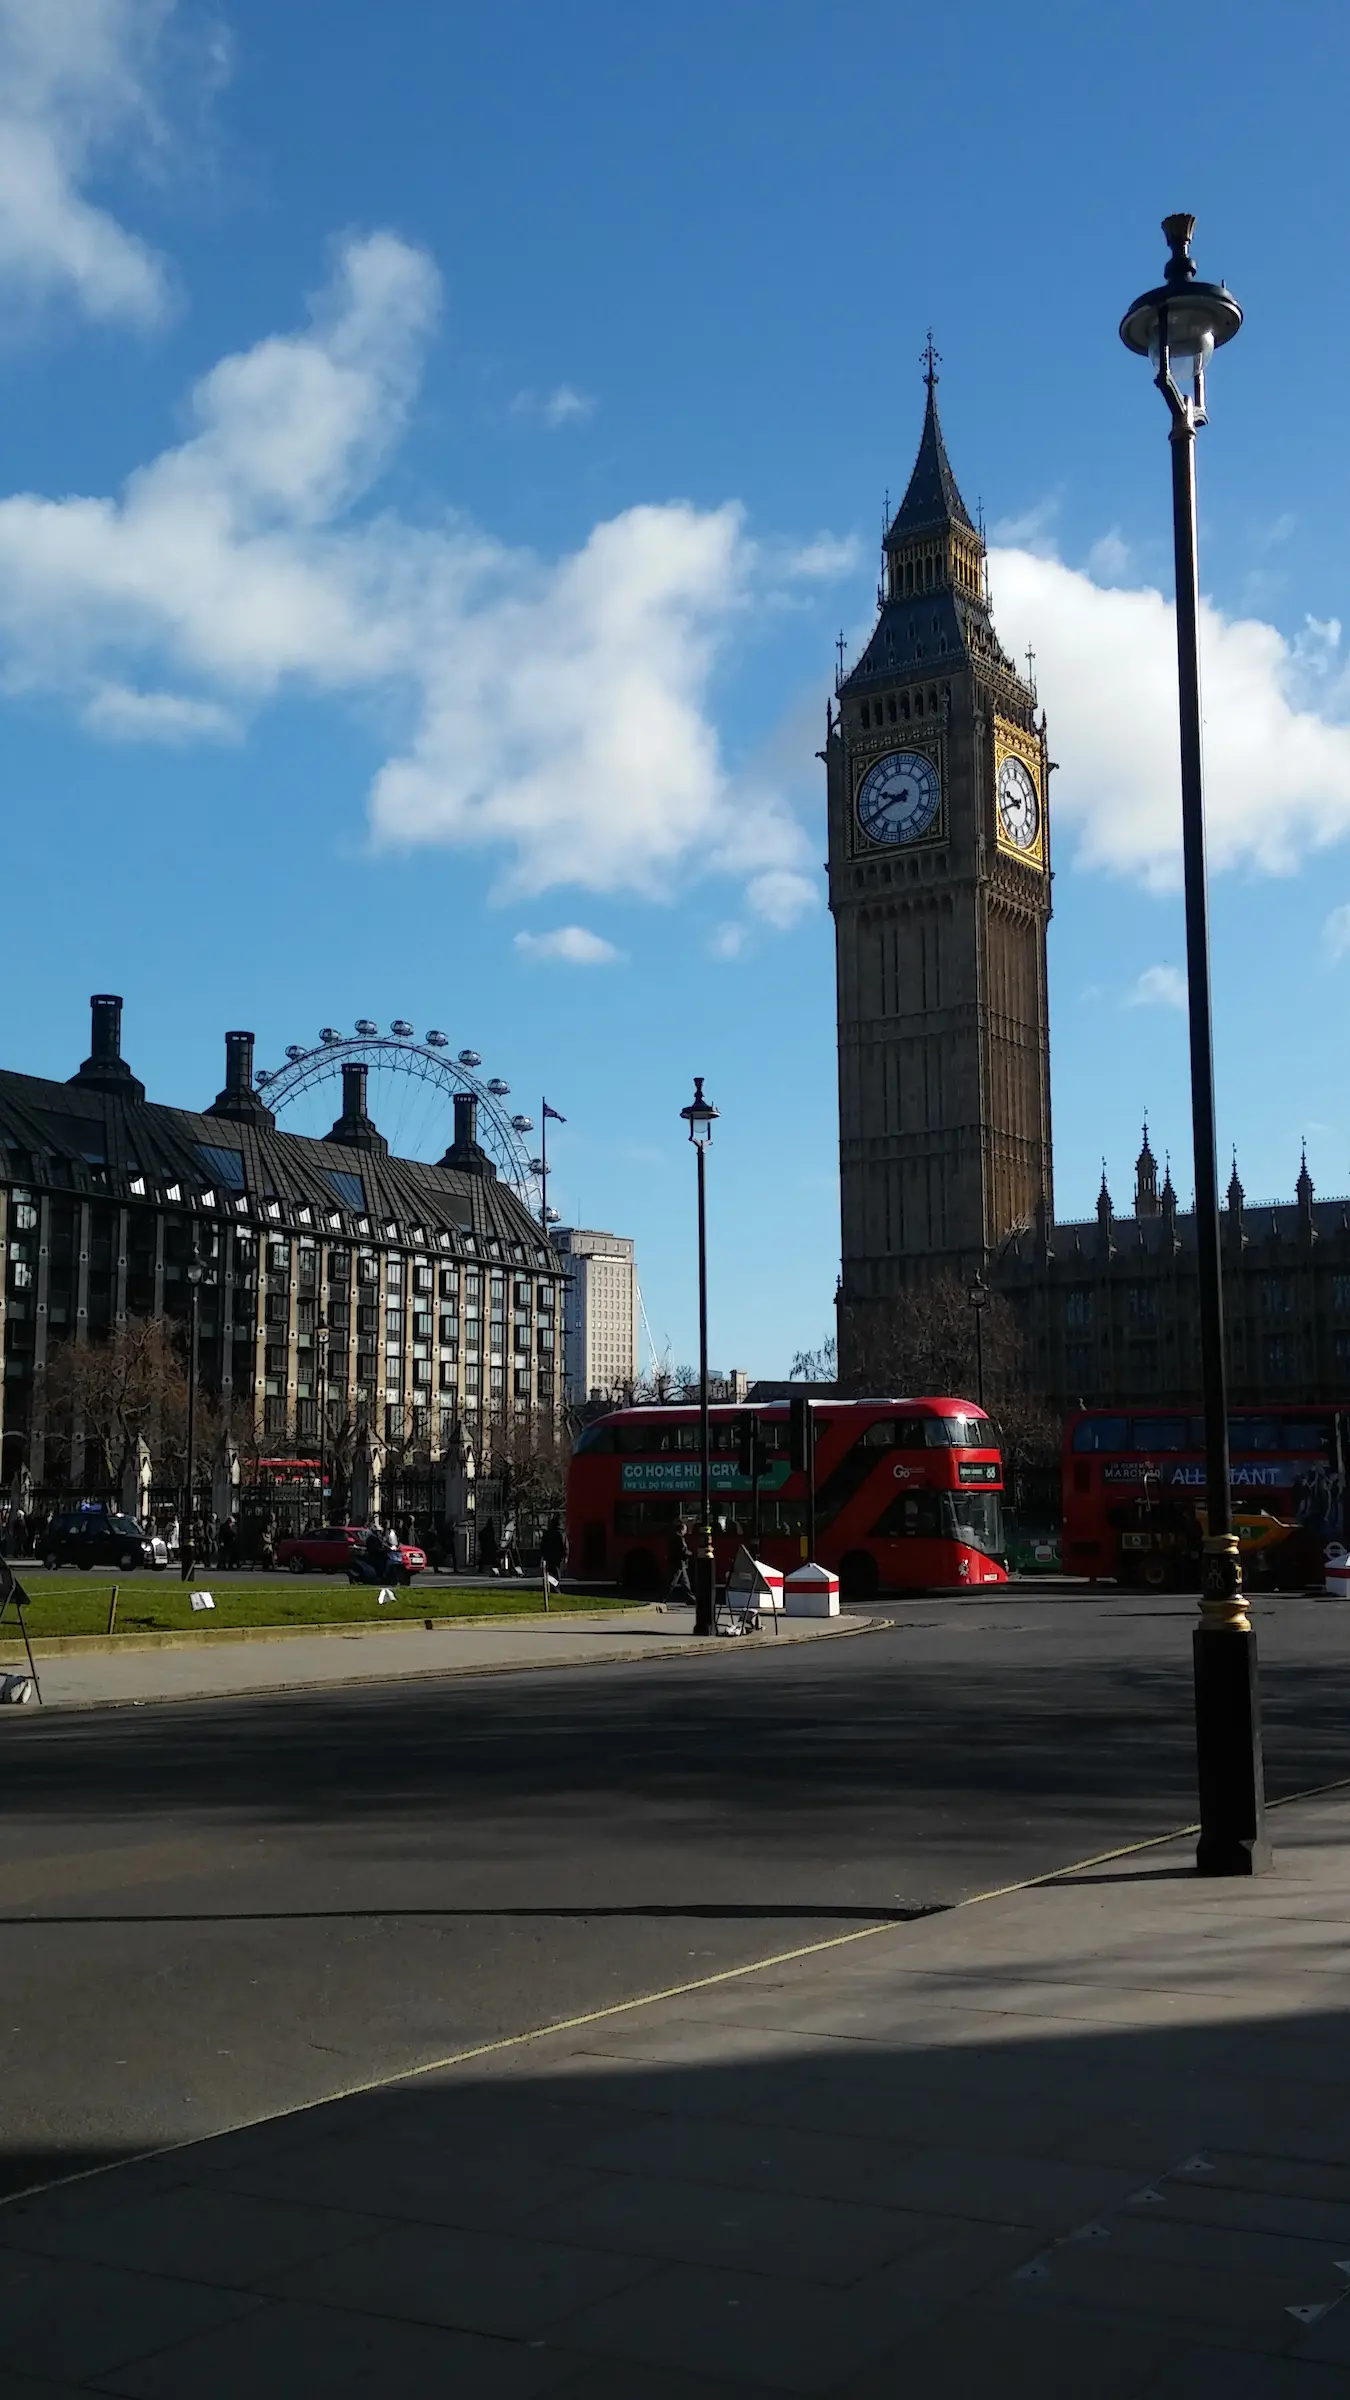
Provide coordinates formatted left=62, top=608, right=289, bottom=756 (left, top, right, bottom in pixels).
left=439, top=1362, right=458, bottom=1391
left=1126, top=1285, right=1156, bottom=1326
left=265, top=1344, right=287, bottom=1376
left=1333, top=1276, right=1350, bottom=1313
left=514, top=1369, right=532, bottom=1398
left=1259, top=1278, right=1292, bottom=1316
left=490, top=1366, right=505, bottom=1396
left=413, top=1358, right=432, bottom=1386
left=414, top=1263, right=434, bottom=1292
left=387, top=1259, right=403, bottom=1289
left=439, top=1266, right=459, bottom=1302
left=1064, top=1288, right=1093, bottom=1330
left=1336, top=1331, right=1350, bottom=1368
left=264, top=1396, right=285, bottom=1434
left=1265, top=1336, right=1293, bottom=1377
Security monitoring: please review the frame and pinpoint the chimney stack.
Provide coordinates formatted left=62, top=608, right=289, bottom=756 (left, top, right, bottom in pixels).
left=326, top=1058, right=387, bottom=1154
left=205, top=1026, right=275, bottom=1128
left=68, top=993, right=146, bottom=1102
left=440, top=1087, right=492, bottom=1177
left=224, top=1030, right=254, bottom=1096
left=91, top=994, right=122, bottom=1062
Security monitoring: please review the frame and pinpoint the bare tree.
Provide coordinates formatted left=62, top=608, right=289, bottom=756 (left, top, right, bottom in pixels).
left=37, top=1317, right=189, bottom=1483
left=838, top=1274, right=1059, bottom=1467
left=790, top=1336, right=837, bottom=1383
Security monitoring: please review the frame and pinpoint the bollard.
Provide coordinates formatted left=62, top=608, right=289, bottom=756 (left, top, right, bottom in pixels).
left=106, top=1583, right=120, bottom=1635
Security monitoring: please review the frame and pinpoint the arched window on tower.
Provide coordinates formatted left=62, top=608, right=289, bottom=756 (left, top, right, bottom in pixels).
left=887, top=696, right=897, bottom=723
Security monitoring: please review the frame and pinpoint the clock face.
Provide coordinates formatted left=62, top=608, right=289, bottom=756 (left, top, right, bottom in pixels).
left=997, top=754, right=1040, bottom=850
left=856, top=750, right=941, bottom=847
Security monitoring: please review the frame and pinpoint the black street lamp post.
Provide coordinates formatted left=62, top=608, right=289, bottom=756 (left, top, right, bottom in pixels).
left=1121, top=214, right=1270, bottom=1875
left=967, top=1278, right=988, bottom=1409
left=184, top=1246, right=204, bottom=1551
left=316, top=1310, right=329, bottom=1525
left=680, top=1077, right=719, bottom=1636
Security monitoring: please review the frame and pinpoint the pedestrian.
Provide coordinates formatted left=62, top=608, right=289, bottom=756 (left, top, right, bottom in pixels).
left=500, top=1514, right=520, bottom=1577
left=179, top=1514, right=197, bottom=1584
left=478, top=1514, right=499, bottom=1577
left=665, top=1520, right=695, bottom=1605
left=540, top=1511, right=566, bottom=1589
left=218, top=1516, right=236, bottom=1570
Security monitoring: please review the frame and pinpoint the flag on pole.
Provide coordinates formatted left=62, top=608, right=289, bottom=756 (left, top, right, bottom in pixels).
left=543, top=1101, right=566, bottom=1123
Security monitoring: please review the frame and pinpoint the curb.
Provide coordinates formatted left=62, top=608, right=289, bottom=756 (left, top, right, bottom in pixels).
left=0, top=1613, right=883, bottom=1716
left=0, top=1604, right=649, bottom=1660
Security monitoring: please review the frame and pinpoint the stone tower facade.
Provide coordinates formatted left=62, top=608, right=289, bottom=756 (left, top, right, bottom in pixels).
left=827, top=358, right=1053, bottom=1377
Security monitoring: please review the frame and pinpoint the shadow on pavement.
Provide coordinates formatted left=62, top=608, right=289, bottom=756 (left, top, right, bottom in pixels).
left=4, top=1978, right=1350, bottom=2393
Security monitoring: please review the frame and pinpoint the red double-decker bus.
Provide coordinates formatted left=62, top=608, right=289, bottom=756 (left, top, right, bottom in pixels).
left=567, top=1398, right=1006, bottom=1598
left=1063, top=1405, right=1350, bottom=1590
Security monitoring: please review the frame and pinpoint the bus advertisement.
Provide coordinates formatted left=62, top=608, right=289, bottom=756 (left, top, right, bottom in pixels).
left=1063, top=1405, right=1350, bottom=1590
left=567, top=1398, right=1006, bottom=1598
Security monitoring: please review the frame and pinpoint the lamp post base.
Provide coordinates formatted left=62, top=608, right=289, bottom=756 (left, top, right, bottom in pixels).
left=693, top=1549, right=716, bottom=1637
left=1193, top=1624, right=1272, bottom=1876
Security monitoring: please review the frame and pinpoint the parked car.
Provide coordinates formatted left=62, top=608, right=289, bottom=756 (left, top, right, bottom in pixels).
left=275, top=1523, right=427, bottom=1577
left=43, top=1510, right=169, bottom=1572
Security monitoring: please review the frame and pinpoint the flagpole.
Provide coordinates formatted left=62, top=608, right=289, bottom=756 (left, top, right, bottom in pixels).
left=540, top=1095, right=547, bottom=1233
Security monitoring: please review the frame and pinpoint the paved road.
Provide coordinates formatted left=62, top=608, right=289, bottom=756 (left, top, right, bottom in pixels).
left=3, top=1584, right=1349, bottom=2204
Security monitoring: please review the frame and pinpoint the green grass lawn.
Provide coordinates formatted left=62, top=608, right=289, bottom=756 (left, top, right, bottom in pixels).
left=3, top=1575, right=635, bottom=1640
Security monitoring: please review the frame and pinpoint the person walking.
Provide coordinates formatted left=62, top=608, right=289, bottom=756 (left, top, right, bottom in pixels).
left=478, top=1515, right=499, bottom=1577
left=540, top=1511, right=566, bottom=1605
left=665, top=1520, right=696, bottom=1605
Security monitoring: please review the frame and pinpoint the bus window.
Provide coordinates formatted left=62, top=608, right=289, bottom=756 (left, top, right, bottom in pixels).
left=1072, top=1417, right=1128, bottom=1453
left=891, top=1419, right=933, bottom=1449
left=1131, top=1417, right=1189, bottom=1452
left=573, top=1424, right=615, bottom=1455
left=862, top=1419, right=897, bottom=1446
left=1231, top=1419, right=1280, bottom=1454
left=615, top=1424, right=653, bottom=1454
left=1285, top=1416, right=1334, bottom=1455
left=944, top=1492, right=1004, bottom=1556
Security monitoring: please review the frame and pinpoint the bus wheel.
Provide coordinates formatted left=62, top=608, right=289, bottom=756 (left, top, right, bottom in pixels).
left=620, top=1549, right=661, bottom=1598
left=1143, top=1557, right=1167, bottom=1589
left=839, top=1551, right=879, bottom=1600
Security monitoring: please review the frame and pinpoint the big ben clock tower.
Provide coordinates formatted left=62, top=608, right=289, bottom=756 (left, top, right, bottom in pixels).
left=827, top=347, right=1053, bottom=1378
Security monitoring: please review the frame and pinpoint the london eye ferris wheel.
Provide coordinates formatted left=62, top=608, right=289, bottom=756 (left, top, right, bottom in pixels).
left=253, top=1022, right=557, bottom=1221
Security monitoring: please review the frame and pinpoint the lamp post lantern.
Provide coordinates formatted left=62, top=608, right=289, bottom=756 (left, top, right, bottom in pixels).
left=184, top=1246, right=204, bottom=1552
left=680, top=1076, right=719, bottom=1636
left=1120, top=214, right=1270, bottom=1875
left=967, top=1278, right=988, bottom=1410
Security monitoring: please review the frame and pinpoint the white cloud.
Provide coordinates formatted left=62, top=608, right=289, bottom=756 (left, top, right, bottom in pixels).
left=1126, top=964, right=1187, bottom=1011
left=0, top=0, right=179, bottom=325
left=709, top=921, right=746, bottom=960
left=746, top=867, right=819, bottom=928
left=783, top=532, right=862, bottom=581
left=513, top=926, right=621, bottom=965
left=0, top=233, right=816, bottom=923
left=83, top=680, right=235, bottom=741
left=990, top=546, right=1350, bottom=890
left=1086, top=528, right=1131, bottom=583
left=511, top=383, right=595, bottom=427
left=1324, top=904, right=1350, bottom=962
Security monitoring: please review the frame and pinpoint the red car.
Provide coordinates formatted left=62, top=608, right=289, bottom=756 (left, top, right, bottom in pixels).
left=276, top=1523, right=427, bottom=1576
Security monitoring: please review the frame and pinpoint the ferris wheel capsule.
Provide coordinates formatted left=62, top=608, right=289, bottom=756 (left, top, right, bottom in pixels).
left=528, top=1157, right=546, bottom=1174
left=545, top=1206, right=561, bottom=1222
left=355, top=1019, right=378, bottom=1037
left=391, top=1019, right=414, bottom=1037
left=255, top=1070, right=273, bottom=1087
left=319, top=1027, right=342, bottom=1045
left=487, top=1077, right=510, bottom=1095
left=285, top=1044, right=308, bottom=1061
left=511, top=1114, right=534, bottom=1133
left=458, top=1049, right=482, bottom=1067
left=426, top=1030, right=448, bottom=1047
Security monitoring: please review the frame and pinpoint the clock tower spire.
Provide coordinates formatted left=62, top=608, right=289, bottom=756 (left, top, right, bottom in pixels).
left=827, top=360, right=1054, bottom=1380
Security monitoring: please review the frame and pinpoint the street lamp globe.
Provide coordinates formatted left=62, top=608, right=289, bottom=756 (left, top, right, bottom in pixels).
left=967, top=1279, right=988, bottom=1310
left=680, top=1076, right=719, bottom=1148
left=1119, top=214, right=1242, bottom=398
left=186, top=1254, right=204, bottom=1287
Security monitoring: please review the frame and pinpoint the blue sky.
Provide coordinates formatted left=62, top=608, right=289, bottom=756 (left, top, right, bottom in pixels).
left=2, top=0, right=1350, bottom=1375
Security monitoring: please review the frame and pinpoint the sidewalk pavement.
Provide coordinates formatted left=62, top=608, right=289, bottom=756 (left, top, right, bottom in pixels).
left=7, top=1792, right=1350, bottom=2393
left=0, top=1603, right=862, bottom=1712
